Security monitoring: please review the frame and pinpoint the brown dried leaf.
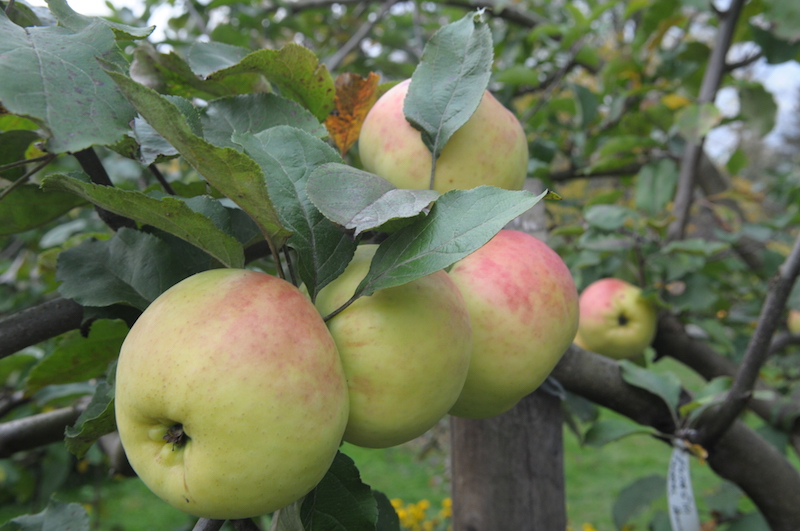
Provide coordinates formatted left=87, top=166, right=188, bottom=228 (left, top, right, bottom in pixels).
left=324, top=72, right=380, bottom=156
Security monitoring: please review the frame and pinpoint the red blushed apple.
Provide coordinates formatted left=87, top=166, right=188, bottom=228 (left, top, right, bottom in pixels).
left=574, top=278, right=658, bottom=360
left=357, top=79, right=529, bottom=193
left=447, top=230, right=579, bottom=419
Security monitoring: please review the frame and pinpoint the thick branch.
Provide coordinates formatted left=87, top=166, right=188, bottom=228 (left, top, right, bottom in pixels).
left=72, top=148, right=136, bottom=231
left=552, top=345, right=800, bottom=530
left=697, top=234, right=800, bottom=447
left=0, top=297, right=83, bottom=359
left=0, top=400, right=87, bottom=457
left=667, top=0, right=746, bottom=241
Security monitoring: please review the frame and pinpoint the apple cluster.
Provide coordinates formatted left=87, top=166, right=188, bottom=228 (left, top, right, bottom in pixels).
left=113, top=81, right=581, bottom=520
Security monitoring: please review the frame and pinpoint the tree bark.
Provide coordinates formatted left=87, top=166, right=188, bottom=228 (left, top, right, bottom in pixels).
left=450, top=389, right=565, bottom=531
left=450, top=179, right=566, bottom=530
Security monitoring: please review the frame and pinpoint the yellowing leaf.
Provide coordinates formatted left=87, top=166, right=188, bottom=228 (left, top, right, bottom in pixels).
left=662, top=93, right=691, bottom=110
left=324, top=72, right=380, bottom=156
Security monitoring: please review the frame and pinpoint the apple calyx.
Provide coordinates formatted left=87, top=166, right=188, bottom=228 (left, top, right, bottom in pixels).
left=618, top=314, right=629, bottom=326
left=164, top=423, right=188, bottom=450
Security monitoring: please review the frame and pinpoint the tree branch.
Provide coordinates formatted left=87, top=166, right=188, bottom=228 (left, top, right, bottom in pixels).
left=0, top=297, right=83, bottom=360
left=324, top=0, right=403, bottom=71
left=72, top=148, right=136, bottom=231
left=0, top=399, right=87, bottom=457
left=192, top=519, right=225, bottom=531
left=696, top=233, right=800, bottom=448
left=552, top=345, right=800, bottom=530
left=667, top=0, right=746, bottom=241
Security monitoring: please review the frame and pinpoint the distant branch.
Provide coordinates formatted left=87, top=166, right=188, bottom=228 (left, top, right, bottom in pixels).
left=667, top=0, right=746, bottom=241
left=697, top=232, right=800, bottom=448
left=324, top=0, right=403, bottom=71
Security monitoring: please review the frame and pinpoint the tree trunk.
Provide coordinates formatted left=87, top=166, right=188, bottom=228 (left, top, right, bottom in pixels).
left=450, top=179, right=567, bottom=530
left=450, top=389, right=566, bottom=531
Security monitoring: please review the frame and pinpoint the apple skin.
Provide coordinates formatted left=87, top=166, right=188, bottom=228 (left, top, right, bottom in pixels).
left=358, top=79, right=529, bottom=192
left=314, top=244, right=472, bottom=448
left=788, top=309, right=800, bottom=334
left=446, top=230, right=579, bottom=419
left=573, top=278, right=658, bottom=360
left=114, top=269, right=349, bottom=520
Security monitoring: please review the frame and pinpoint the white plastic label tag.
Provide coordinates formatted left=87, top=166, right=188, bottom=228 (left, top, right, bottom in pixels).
left=667, top=443, right=701, bottom=531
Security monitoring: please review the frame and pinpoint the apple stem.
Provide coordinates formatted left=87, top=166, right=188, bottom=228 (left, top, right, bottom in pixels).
left=282, top=246, right=299, bottom=287
left=428, top=156, right=437, bottom=190
left=323, top=294, right=359, bottom=323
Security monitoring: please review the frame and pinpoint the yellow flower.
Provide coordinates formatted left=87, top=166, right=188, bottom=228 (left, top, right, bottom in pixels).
left=582, top=524, right=599, bottom=531
left=391, top=498, right=404, bottom=509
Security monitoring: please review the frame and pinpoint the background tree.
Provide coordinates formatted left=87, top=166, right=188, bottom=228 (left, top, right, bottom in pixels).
left=1, top=0, right=800, bottom=529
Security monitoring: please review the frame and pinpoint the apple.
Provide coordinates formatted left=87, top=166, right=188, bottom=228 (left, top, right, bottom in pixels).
left=313, top=244, right=472, bottom=448
left=114, top=269, right=350, bottom=520
left=447, top=230, right=580, bottom=419
left=573, top=278, right=658, bottom=360
left=358, top=79, right=529, bottom=193
left=788, top=309, right=800, bottom=334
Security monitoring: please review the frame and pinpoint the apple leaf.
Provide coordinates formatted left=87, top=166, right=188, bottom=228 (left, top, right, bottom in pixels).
left=46, top=0, right=153, bottom=39
left=41, top=172, right=246, bottom=269
left=0, top=12, right=137, bottom=154
left=100, top=66, right=292, bottom=250
left=352, top=186, right=546, bottom=300
left=207, top=43, right=336, bottom=122
left=403, top=12, right=493, bottom=164
left=232, top=127, right=357, bottom=299
left=582, top=418, right=657, bottom=448
left=612, top=475, right=666, bottom=531
left=0, top=184, right=87, bottom=237
left=325, top=72, right=381, bottom=156
left=300, top=452, right=378, bottom=531
left=186, top=41, right=250, bottom=76
left=0, top=498, right=90, bottom=531
left=619, top=360, right=682, bottom=414
left=56, top=228, right=194, bottom=310
left=202, top=93, right=326, bottom=150
left=374, top=490, right=401, bottom=531
left=65, top=371, right=116, bottom=459
left=306, top=163, right=440, bottom=236
left=25, top=320, right=128, bottom=395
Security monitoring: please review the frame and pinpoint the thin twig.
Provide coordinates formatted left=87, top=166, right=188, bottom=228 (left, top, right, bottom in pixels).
left=521, top=37, right=588, bottom=123
left=324, top=0, right=403, bottom=71
left=0, top=154, right=55, bottom=175
left=148, top=163, right=176, bottom=195
left=0, top=155, right=57, bottom=201
left=696, top=232, right=800, bottom=448
left=666, top=0, right=746, bottom=241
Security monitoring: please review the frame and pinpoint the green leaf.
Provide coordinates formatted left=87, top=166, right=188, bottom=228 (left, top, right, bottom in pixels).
left=100, top=66, right=292, bottom=249
left=374, top=490, right=401, bottom=531
left=41, top=172, right=246, bottom=268
left=206, top=43, right=336, bottom=122
left=583, top=418, right=657, bottom=447
left=0, top=184, right=86, bottom=236
left=354, top=186, right=545, bottom=298
left=0, top=352, right=39, bottom=386
left=25, top=320, right=128, bottom=395
left=56, top=228, right=191, bottom=310
left=762, top=0, right=800, bottom=41
left=300, top=452, right=378, bottom=531
left=612, top=475, right=666, bottom=530
left=0, top=130, right=41, bottom=180
left=0, top=498, right=90, bottom=531
left=572, top=84, right=599, bottom=129
left=635, top=159, right=678, bottom=215
left=404, top=12, right=493, bottom=162
left=0, top=13, right=136, bottom=153
left=674, top=103, right=722, bottom=144
left=233, top=127, right=356, bottom=299
left=749, top=24, right=800, bottom=64
left=306, top=164, right=440, bottom=236
left=584, top=204, right=633, bottom=231
left=620, top=360, right=682, bottom=413
left=660, top=238, right=728, bottom=256
left=65, top=372, right=116, bottom=458
left=203, top=93, right=326, bottom=150
left=187, top=41, right=249, bottom=77
left=738, top=82, right=777, bottom=138
left=46, top=0, right=153, bottom=39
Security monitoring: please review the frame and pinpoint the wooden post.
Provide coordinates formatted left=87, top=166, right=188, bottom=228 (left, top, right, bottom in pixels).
left=450, top=179, right=567, bottom=530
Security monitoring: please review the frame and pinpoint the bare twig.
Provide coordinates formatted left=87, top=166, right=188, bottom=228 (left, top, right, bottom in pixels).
left=324, top=0, right=403, bottom=71
left=0, top=155, right=57, bottom=201
left=696, top=233, right=800, bottom=447
left=192, top=519, right=226, bottom=531
left=0, top=154, right=55, bottom=175
left=148, top=163, right=176, bottom=195
left=667, top=0, right=746, bottom=241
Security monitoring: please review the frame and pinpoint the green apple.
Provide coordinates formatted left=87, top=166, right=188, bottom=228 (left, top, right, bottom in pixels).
left=115, top=269, right=349, bottom=520
left=314, top=244, right=472, bottom=448
left=446, top=230, right=579, bottom=419
left=574, top=278, right=658, bottom=360
left=358, top=79, right=529, bottom=192
left=788, top=309, right=800, bottom=334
